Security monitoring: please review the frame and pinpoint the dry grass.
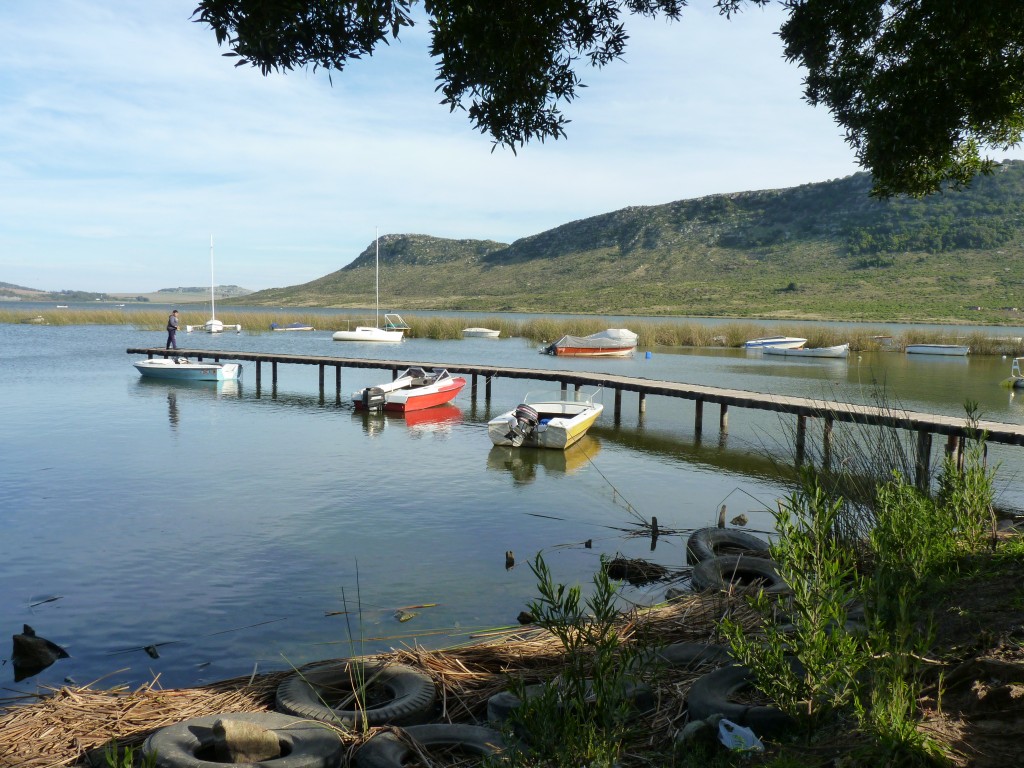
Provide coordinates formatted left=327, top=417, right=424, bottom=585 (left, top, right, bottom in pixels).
left=0, top=589, right=761, bottom=767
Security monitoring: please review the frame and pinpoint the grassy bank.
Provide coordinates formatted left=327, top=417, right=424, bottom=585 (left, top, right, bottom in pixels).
left=4, top=308, right=1022, bottom=355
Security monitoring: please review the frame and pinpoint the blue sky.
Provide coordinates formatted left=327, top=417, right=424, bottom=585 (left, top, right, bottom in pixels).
left=2, top=2, right=1018, bottom=293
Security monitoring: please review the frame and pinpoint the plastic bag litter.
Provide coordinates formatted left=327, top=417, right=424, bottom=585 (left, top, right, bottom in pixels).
left=718, top=718, right=765, bottom=753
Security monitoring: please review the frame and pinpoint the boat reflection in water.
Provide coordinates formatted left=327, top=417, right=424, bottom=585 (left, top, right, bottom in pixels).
left=353, top=404, right=462, bottom=438
left=486, top=434, right=601, bottom=485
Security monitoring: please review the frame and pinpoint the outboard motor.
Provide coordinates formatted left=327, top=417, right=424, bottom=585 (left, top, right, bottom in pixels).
left=361, top=386, right=387, bottom=411
left=506, top=403, right=540, bottom=447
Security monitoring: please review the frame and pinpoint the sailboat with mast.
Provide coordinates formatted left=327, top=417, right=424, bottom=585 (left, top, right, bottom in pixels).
left=186, top=236, right=241, bottom=334
left=332, top=230, right=408, bottom=342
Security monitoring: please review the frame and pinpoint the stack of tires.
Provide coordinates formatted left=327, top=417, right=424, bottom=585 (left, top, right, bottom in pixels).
left=141, top=659, right=505, bottom=768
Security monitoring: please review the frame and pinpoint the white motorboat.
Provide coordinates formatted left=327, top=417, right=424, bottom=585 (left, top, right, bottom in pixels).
left=543, top=328, right=638, bottom=357
left=353, top=367, right=467, bottom=412
left=906, top=343, right=970, bottom=356
left=463, top=327, right=500, bottom=338
left=133, top=357, right=242, bottom=381
left=333, top=231, right=408, bottom=343
left=488, top=389, right=604, bottom=450
left=744, top=336, right=807, bottom=349
left=763, top=343, right=850, bottom=359
left=186, top=236, right=241, bottom=334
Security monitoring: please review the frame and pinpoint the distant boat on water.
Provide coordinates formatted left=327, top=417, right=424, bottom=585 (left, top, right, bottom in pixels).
left=186, top=236, right=241, bottom=334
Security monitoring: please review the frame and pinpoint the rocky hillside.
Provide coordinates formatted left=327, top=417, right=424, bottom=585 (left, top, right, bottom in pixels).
left=239, top=161, right=1024, bottom=323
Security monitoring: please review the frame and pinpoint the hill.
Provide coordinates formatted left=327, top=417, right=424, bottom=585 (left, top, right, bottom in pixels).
left=239, top=161, right=1024, bottom=324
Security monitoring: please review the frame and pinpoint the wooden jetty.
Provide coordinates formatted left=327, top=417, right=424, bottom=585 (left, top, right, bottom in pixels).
left=128, top=347, right=1024, bottom=488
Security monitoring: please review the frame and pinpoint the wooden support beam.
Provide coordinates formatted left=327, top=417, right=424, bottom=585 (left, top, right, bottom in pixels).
left=335, top=366, right=341, bottom=396
left=472, top=373, right=478, bottom=400
left=916, top=429, right=933, bottom=491
left=614, top=388, right=622, bottom=419
left=796, top=415, right=807, bottom=464
left=695, top=398, right=704, bottom=437
left=719, top=403, right=728, bottom=433
left=639, top=392, right=646, bottom=414
left=485, top=375, right=491, bottom=400
left=272, top=361, right=278, bottom=387
left=318, top=363, right=325, bottom=393
left=255, top=361, right=261, bottom=388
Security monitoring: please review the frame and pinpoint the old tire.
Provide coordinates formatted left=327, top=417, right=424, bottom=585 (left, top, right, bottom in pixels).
left=275, top=661, right=436, bottom=727
left=687, top=665, right=795, bottom=737
left=353, top=724, right=505, bottom=768
left=655, top=642, right=734, bottom=669
left=691, top=554, right=790, bottom=594
left=141, top=712, right=344, bottom=768
left=686, top=528, right=771, bottom=565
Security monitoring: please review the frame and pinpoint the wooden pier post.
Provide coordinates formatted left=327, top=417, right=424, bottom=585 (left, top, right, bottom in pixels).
left=796, top=415, right=807, bottom=464
left=639, top=392, right=646, bottom=414
left=485, top=375, right=491, bottom=401
left=614, top=388, right=622, bottom=420
left=915, top=429, right=933, bottom=491
left=719, top=403, right=728, bottom=433
left=694, top=398, right=704, bottom=437
left=255, top=361, right=261, bottom=388
left=472, top=373, right=478, bottom=401
left=318, top=363, right=325, bottom=393
left=272, top=361, right=278, bottom=387
left=335, top=366, right=341, bottom=399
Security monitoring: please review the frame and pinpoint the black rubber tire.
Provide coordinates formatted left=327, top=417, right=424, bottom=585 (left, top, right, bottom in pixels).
left=690, top=554, right=790, bottom=594
left=686, top=528, right=770, bottom=566
left=353, top=724, right=505, bottom=768
left=687, top=664, right=795, bottom=737
left=275, top=661, right=436, bottom=727
left=141, top=712, right=344, bottom=768
left=655, top=642, right=734, bottom=669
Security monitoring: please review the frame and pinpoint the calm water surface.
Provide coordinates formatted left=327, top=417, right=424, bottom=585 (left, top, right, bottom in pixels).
left=4, top=320, right=1024, bottom=693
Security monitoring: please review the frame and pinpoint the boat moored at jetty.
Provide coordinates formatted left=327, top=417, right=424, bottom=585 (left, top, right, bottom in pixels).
left=353, top=367, right=466, bottom=412
left=133, top=357, right=242, bottom=381
left=488, top=389, right=603, bottom=450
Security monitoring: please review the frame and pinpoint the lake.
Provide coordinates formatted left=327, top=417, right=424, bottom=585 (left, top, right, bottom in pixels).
left=4, top=318, right=1024, bottom=694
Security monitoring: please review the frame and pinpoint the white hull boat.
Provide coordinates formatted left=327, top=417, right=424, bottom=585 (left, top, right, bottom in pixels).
left=763, top=343, right=850, bottom=359
left=488, top=389, right=603, bottom=450
left=353, top=367, right=467, bottom=412
left=744, top=336, right=807, bottom=349
left=462, top=327, right=500, bottom=338
left=543, top=328, right=638, bottom=357
left=906, top=343, right=969, bottom=356
left=186, top=237, right=241, bottom=334
left=133, top=357, right=242, bottom=381
left=333, top=231, right=408, bottom=343
left=271, top=322, right=315, bottom=331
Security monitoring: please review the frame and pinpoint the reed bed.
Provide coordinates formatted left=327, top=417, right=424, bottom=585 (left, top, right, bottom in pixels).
left=0, top=589, right=762, bottom=767
left=5, top=308, right=1022, bottom=354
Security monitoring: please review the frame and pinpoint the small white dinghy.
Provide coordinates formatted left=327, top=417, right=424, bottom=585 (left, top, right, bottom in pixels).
left=763, top=343, right=850, bottom=359
left=133, top=357, right=242, bottom=381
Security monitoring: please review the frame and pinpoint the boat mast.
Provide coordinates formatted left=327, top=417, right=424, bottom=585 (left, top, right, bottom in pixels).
left=209, top=234, right=216, bottom=321
left=374, top=227, right=379, bottom=328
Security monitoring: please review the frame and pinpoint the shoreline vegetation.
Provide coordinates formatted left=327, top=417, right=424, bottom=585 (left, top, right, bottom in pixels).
left=4, top=307, right=1023, bottom=356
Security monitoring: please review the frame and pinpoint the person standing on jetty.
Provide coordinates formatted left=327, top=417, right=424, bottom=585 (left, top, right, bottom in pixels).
left=166, top=309, right=180, bottom=350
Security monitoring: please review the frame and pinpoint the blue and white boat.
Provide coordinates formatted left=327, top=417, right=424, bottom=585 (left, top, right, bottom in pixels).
left=133, top=357, right=242, bottom=381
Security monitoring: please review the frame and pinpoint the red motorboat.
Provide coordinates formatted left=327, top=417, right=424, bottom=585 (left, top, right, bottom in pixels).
left=352, top=367, right=467, bottom=412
